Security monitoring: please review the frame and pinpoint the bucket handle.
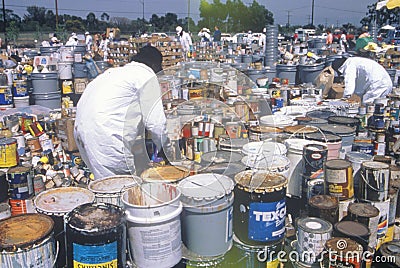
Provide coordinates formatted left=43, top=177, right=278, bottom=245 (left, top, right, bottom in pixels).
left=360, top=170, right=387, bottom=193
left=127, top=238, right=135, bottom=266
left=52, top=240, right=59, bottom=268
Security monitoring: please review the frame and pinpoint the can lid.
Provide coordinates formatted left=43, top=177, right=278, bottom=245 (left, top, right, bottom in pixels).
left=296, top=217, right=333, bottom=234
left=140, top=165, right=190, bottom=183
left=66, top=203, right=124, bottom=232
left=201, top=150, right=242, bottom=164
left=178, top=173, right=234, bottom=200
left=380, top=241, right=400, bottom=259
left=34, top=186, right=95, bottom=214
left=319, top=124, right=356, bottom=135
left=242, top=154, right=290, bottom=170
left=0, top=137, right=17, bottom=144
left=308, top=194, right=338, bottom=209
left=348, top=202, right=379, bottom=218
left=305, top=132, right=342, bottom=143
left=334, top=221, right=370, bottom=237
left=88, top=175, right=141, bottom=193
left=283, top=125, right=319, bottom=135
left=249, top=125, right=283, bottom=134
left=325, top=237, right=363, bottom=254
left=7, top=165, right=31, bottom=174
left=242, top=141, right=287, bottom=156
left=362, top=160, right=389, bottom=170
left=234, top=170, right=287, bottom=193
left=345, top=151, right=373, bottom=163
left=325, top=159, right=352, bottom=169
left=306, top=109, right=336, bottom=120
left=0, top=213, right=54, bottom=251
left=285, top=138, right=325, bottom=152
left=328, top=116, right=360, bottom=126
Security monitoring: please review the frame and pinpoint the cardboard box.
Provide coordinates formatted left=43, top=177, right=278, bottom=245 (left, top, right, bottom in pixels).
left=56, top=118, right=78, bottom=152
left=328, top=83, right=345, bottom=99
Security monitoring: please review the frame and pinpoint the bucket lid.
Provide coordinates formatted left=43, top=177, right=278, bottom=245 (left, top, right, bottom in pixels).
left=249, top=125, right=283, bottom=134
left=0, top=213, right=54, bottom=251
left=242, top=154, right=290, bottom=171
left=348, top=202, right=379, bottom=218
left=319, top=124, right=356, bottom=136
left=178, top=173, right=234, bottom=202
left=284, top=138, right=325, bottom=152
left=325, top=159, right=352, bottom=170
left=305, top=132, right=342, bottom=143
left=283, top=125, right=319, bottom=135
left=334, top=221, right=370, bottom=237
left=275, top=106, right=308, bottom=117
left=219, top=138, right=249, bottom=150
left=345, top=152, right=373, bottom=163
left=88, top=175, right=141, bottom=194
left=34, top=187, right=95, bottom=214
left=361, top=160, right=389, bottom=170
left=242, top=141, right=287, bottom=156
left=259, top=114, right=294, bottom=127
left=234, top=170, right=287, bottom=193
left=140, top=165, right=190, bottom=183
left=66, top=203, right=125, bottom=233
left=201, top=150, right=243, bottom=164
left=308, top=194, right=338, bottom=210
left=306, top=109, right=336, bottom=120
left=8, top=165, right=30, bottom=174
left=325, top=237, right=363, bottom=254
left=328, top=116, right=360, bottom=126
left=296, top=217, right=333, bottom=234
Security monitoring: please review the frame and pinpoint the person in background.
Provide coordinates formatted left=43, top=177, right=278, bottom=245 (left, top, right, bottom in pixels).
left=339, top=29, right=348, bottom=53
left=293, top=32, right=299, bottom=44
left=245, top=30, right=253, bottom=46
left=98, top=33, right=109, bottom=61
left=259, top=27, right=267, bottom=52
left=74, top=45, right=170, bottom=179
left=85, top=31, right=93, bottom=52
left=213, top=26, right=221, bottom=45
left=176, top=26, right=193, bottom=60
left=355, top=27, right=374, bottom=56
left=50, top=36, right=61, bottom=46
left=198, top=28, right=211, bottom=46
left=326, top=29, right=333, bottom=49
left=65, top=32, right=79, bottom=46
left=331, top=57, right=393, bottom=104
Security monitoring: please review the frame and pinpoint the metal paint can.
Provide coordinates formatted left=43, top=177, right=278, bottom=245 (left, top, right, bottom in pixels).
left=338, top=197, right=355, bottom=221
left=9, top=197, right=35, bottom=216
left=241, top=154, right=290, bottom=178
left=352, top=142, right=374, bottom=155
left=0, top=213, right=56, bottom=268
left=324, top=237, right=364, bottom=268
left=302, top=143, right=328, bottom=178
left=65, top=203, right=126, bottom=268
left=305, top=178, right=326, bottom=201
left=33, top=175, right=45, bottom=196
left=359, top=161, right=390, bottom=202
left=26, top=137, right=42, bottom=152
left=0, top=171, right=8, bottom=202
left=233, top=170, right=287, bottom=246
left=345, top=152, right=374, bottom=193
left=348, top=202, right=380, bottom=249
left=234, top=100, right=250, bottom=122
left=308, top=195, right=339, bottom=225
left=7, top=165, right=33, bottom=199
left=375, top=240, right=400, bottom=268
left=305, top=132, right=342, bottom=160
left=181, top=245, right=225, bottom=267
left=334, top=221, right=370, bottom=251
left=296, top=217, right=333, bottom=265
left=319, top=124, right=356, bottom=157
left=325, top=159, right=354, bottom=200
left=248, top=125, right=283, bottom=141
left=364, top=199, right=390, bottom=242
left=0, top=137, right=18, bottom=168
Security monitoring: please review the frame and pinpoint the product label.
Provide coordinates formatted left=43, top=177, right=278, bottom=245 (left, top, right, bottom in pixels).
left=326, top=168, right=347, bottom=183
left=248, top=200, right=286, bottom=241
left=73, top=241, right=117, bottom=268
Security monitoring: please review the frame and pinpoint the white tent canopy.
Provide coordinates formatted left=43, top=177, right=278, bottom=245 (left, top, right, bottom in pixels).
left=381, top=25, right=396, bottom=30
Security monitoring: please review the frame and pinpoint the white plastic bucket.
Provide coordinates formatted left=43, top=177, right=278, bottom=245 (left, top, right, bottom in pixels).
left=122, top=183, right=182, bottom=268
left=58, top=62, right=73, bottom=80
left=13, top=96, right=30, bottom=108
left=242, top=154, right=290, bottom=178
left=59, top=46, right=74, bottom=62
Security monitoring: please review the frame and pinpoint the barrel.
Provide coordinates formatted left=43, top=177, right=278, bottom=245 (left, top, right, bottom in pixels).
left=121, top=183, right=182, bottom=268
left=30, top=72, right=58, bottom=94
left=245, top=69, right=267, bottom=84
left=178, top=173, right=234, bottom=257
left=0, top=213, right=56, bottom=268
left=233, top=170, right=287, bottom=246
left=276, top=64, right=298, bottom=85
left=39, top=46, right=59, bottom=56
left=65, top=203, right=126, bottom=268
left=32, top=91, right=61, bottom=109
left=297, top=63, right=325, bottom=85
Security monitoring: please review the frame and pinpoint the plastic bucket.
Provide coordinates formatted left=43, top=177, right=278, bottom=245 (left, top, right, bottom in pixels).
left=178, top=173, right=234, bottom=257
left=276, top=64, right=298, bottom=85
left=245, top=69, right=268, bottom=84
left=39, top=46, right=59, bottom=56
left=297, top=63, right=325, bottom=85
left=122, top=183, right=182, bottom=268
left=12, top=80, right=28, bottom=97
left=32, top=91, right=61, bottom=109
left=30, top=72, right=59, bottom=94
left=59, top=46, right=74, bottom=62
left=73, top=62, right=88, bottom=78
left=23, top=49, right=39, bottom=59
left=58, top=62, right=73, bottom=80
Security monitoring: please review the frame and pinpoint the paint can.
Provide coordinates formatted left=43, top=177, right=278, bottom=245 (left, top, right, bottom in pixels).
left=34, top=187, right=95, bottom=268
left=242, top=141, right=287, bottom=157
left=181, top=245, right=225, bottom=267
left=0, top=170, right=8, bottom=202
left=334, top=221, right=370, bottom=251
left=308, top=195, right=339, bottom=225
left=65, top=203, right=126, bottom=268
left=338, top=197, right=355, bottom=221
left=364, top=199, right=390, bottom=244
left=345, top=152, right=374, bottom=194
left=121, top=183, right=182, bottom=268
left=0, top=213, right=56, bottom=268
left=319, top=124, right=356, bottom=157
left=233, top=170, right=287, bottom=246
left=234, top=100, right=250, bottom=121
left=328, top=115, right=361, bottom=129
left=385, top=185, right=399, bottom=243
left=9, top=197, right=35, bottom=216
left=302, top=143, right=328, bottom=178
left=33, top=175, right=45, bottom=196
left=26, top=137, right=42, bottom=152
left=304, top=178, right=326, bottom=202
left=248, top=125, right=283, bottom=142
left=359, top=161, right=390, bottom=202
left=88, top=175, right=141, bottom=207
left=352, top=142, right=375, bottom=156
left=0, top=202, right=11, bottom=220
left=241, top=154, right=290, bottom=178
left=0, top=137, right=18, bottom=168
left=348, top=202, right=380, bottom=249
left=13, top=133, right=26, bottom=156
left=178, top=173, right=234, bottom=256
left=220, top=234, right=282, bottom=268
left=140, top=165, right=190, bottom=184
left=12, top=79, right=28, bottom=97
left=324, top=237, right=364, bottom=268
left=296, top=217, right=333, bottom=265
left=7, top=165, right=33, bottom=200
left=375, top=240, right=400, bottom=268
left=305, top=132, right=342, bottom=160
left=285, top=138, right=325, bottom=198
left=325, top=159, right=354, bottom=200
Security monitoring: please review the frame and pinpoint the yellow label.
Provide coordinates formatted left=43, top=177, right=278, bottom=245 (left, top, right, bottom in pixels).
left=384, top=225, right=394, bottom=243
left=73, top=260, right=117, bottom=268
left=0, top=143, right=17, bottom=167
left=265, top=258, right=280, bottom=268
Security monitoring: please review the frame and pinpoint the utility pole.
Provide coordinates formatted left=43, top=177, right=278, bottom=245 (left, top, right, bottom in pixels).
left=138, top=0, right=144, bottom=33
left=324, top=18, right=328, bottom=30
left=286, top=10, right=291, bottom=28
left=311, top=0, right=315, bottom=27
left=55, top=0, right=58, bottom=29
left=187, top=0, right=190, bottom=32
left=2, top=0, right=6, bottom=49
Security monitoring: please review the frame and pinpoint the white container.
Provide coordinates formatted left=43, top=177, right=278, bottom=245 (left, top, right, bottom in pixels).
left=58, top=62, right=73, bottom=80
left=0, top=202, right=11, bottom=220
left=13, top=96, right=30, bottom=108
left=242, top=141, right=287, bottom=156
left=122, top=183, right=182, bottom=268
left=242, top=154, right=290, bottom=178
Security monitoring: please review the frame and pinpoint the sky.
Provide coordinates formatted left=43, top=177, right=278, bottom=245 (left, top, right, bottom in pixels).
left=10, top=0, right=378, bottom=29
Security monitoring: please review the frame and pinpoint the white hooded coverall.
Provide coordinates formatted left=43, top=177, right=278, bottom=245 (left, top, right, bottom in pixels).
left=339, top=57, right=393, bottom=104
left=74, top=62, right=167, bottom=179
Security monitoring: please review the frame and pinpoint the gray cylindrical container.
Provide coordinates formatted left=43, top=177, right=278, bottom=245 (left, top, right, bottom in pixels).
left=178, top=173, right=235, bottom=257
left=73, top=62, right=88, bottom=78
left=31, top=72, right=59, bottom=94
left=276, top=64, right=298, bottom=85
left=297, top=63, right=325, bottom=85
left=32, top=91, right=61, bottom=110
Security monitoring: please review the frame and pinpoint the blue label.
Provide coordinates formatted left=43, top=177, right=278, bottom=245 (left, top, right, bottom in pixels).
left=248, top=200, right=286, bottom=241
left=73, top=241, right=117, bottom=265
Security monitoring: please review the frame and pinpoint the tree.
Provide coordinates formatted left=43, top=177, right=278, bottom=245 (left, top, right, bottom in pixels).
left=24, top=6, right=47, bottom=26
left=86, top=12, right=97, bottom=31
left=6, top=21, right=20, bottom=46
left=361, top=4, right=399, bottom=27
left=65, top=20, right=85, bottom=33
left=100, top=13, right=110, bottom=22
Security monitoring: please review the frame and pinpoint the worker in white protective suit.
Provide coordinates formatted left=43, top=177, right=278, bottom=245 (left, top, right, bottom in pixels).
left=74, top=45, right=169, bottom=179
left=331, top=57, right=393, bottom=104
left=176, top=26, right=193, bottom=60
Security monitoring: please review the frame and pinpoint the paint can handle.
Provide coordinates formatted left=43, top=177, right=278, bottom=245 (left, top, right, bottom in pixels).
left=360, top=171, right=385, bottom=193
left=52, top=240, right=59, bottom=268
